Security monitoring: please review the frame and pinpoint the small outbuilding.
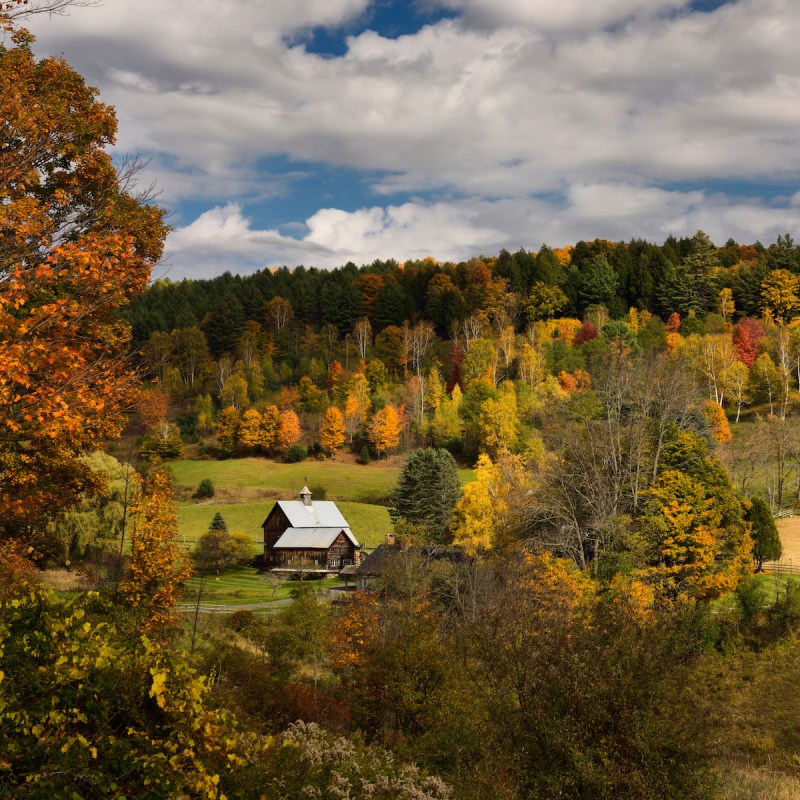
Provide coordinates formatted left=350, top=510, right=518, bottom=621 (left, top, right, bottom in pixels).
left=262, top=486, right=360, bottom=574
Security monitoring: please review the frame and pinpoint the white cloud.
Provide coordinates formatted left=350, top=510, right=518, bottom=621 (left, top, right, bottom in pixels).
left=163, top=189, right=800, bottom=279
left=21, top=0, right=800, bottom=275
left=430, top=0, right=690, bottom=34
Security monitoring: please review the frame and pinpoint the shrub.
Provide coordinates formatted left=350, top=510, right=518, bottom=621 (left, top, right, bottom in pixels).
left=286, top=444, right=306, bottom=463
left=193, top=478, right=215, bottom=499
left=358, top=445, right=372, bottom=465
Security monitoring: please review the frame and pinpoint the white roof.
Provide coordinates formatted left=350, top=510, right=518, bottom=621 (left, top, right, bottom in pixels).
left=273, top=527, right=360, bottom=549
left=276, top=500, right=350, bottom=529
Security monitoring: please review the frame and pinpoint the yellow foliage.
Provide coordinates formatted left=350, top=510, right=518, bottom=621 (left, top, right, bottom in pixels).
left=320, top=406, right=346, bottom=456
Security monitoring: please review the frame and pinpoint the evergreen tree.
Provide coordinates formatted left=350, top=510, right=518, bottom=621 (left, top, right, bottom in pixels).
left=389, top=448, right=462, bottom=544
left=747, top=495, right=782, bottom=571
left=579, top=254, right=619, bottom=309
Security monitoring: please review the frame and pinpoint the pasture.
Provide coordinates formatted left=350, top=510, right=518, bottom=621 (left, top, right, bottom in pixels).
left=171, top=456, right=474, bottom=553
left=170, top=458, right=402, bottom=504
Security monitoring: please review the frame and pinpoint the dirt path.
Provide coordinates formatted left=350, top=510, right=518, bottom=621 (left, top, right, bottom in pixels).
left=775, top=516, right=800, bottom=567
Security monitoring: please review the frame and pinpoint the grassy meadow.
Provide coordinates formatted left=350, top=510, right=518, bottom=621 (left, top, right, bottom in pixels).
left=170, top=456, right=474, bottom=552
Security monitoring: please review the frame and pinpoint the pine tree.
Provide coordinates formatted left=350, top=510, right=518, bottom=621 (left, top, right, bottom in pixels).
left=748, top=495, right=782, bottom=571
left=389, top=448, right=461, bottom=544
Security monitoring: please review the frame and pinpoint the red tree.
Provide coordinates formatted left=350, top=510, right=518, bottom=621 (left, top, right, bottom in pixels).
left=732, top=317, right=766, bottom=367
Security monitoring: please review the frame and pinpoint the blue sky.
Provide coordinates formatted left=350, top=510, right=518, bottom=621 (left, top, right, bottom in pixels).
left=21, top=0, right=800, bottom=279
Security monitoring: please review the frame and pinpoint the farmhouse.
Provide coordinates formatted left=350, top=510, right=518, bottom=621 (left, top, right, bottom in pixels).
left=262, top=486, right=360, bottom=574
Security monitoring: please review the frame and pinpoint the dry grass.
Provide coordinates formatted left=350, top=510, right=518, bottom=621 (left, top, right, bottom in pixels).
left=775, top=516, right=800, bottom=566
left=715, top=767, right=800, bottom=800
left=702, top=635, right=800, bottom=777
left=37, top=569, right=92, bottom=591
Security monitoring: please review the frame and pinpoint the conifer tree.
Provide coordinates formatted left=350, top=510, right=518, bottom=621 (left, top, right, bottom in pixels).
left=390, top=448, right=461, bottom=544
left=747, top=495, right=782, bottom=571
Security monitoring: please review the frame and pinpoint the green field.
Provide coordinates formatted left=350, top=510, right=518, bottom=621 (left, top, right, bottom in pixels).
left=170, top=458, right=402, bottom=503
left=177, top=499, right=391, bottom=551
left=171, top=457, right=473, bottom=553
left=181, top=567, right=343, bottom=607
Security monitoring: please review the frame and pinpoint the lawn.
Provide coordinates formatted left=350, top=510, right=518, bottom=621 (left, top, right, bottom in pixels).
left=181, top=567, right=343, bottom=607
left=177, top=499, right=391, bottom=551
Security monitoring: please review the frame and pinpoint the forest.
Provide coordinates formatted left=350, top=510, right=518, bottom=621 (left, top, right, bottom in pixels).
left=3, top=1, right=800, bottom=798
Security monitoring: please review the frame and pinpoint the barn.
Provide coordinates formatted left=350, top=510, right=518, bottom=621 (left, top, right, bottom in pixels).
left=262, top=486, right=361, bottom=573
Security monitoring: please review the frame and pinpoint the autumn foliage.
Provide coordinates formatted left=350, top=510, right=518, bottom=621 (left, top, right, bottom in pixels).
left=120, top=467, right=192, bottom=633
left=0, top=29, right=167, bottom=548
left=367, top=404, right=402, bottom=457
left=320, top=406, right=346, bottom=456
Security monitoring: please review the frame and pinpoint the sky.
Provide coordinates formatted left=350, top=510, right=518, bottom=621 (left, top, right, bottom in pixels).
left=18, top=0, right=800, bottom=280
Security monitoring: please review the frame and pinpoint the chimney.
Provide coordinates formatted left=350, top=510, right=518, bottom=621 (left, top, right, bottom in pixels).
left=299, top=485, right=312, bottom=507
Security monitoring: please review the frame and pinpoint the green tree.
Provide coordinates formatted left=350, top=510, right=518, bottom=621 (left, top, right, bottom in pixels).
left=580, top=254, right=619, bottom=308
left=461, top=338, right=495, bottom=386
left=747, top=495, right=782, bottom=571
left=193, top=513, right=251, bottom=573
left=45, top=451, right=138, bottom=566
left=389, top=448, right=461, bottom=544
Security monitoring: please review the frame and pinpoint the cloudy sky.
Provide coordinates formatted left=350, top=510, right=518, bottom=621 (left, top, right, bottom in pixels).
left=21, top=0, right=800, bottom=279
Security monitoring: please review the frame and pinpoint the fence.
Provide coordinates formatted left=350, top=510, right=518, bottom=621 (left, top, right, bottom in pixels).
left=761, top=561, right=800, bottom=575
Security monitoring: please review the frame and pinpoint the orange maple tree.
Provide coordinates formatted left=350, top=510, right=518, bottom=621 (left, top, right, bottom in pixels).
left=0, top=14, right=168, bottom=548
left=367, top=405, right=401, bottom=457
left=277, top=409, right=302, bottom=451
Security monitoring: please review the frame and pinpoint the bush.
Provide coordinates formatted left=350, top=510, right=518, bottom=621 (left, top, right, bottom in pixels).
left=358, top=445, right=372, bottom=465
left=193, top=478, right=215, bottom=499
left=193, top=528, right=251, bottom=573
left=309, top=485, right=327, bottom=500
left=286, top=444, right=306, bottom=463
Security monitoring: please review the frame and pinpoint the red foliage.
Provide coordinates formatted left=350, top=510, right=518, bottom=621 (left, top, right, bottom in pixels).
left=447, top=341, right=463, bottom=393
left=665, top=312, right=681, bottom=333
left=575, top=321, right=599, bottom=345
left=733, top=317, right=766, bottom=367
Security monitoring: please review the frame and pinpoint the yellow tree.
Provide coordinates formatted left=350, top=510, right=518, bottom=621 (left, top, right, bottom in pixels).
left=702, top=399, right=732, bottom=444
left=367, top=405, right=401, bottom=457
left=761, top=269, right=800, bottom=324
left=320, top=406, right=346, bottom=457
left=479, top=382, right=519, bottom=456
left=120, top=468, right=192, bottom=633
left=717, top=287, right=735, bottom=327
left=261, top=404, right=281, bottom=449
left=215, top=405, right=240, bottom=456
left=238, top=408, right=264, bottom=451
left=452, top=452, right=528, bottom=555
left=637, top=467, right=752, bottom=603
left=425, top=366, right=444, bottom=412
left=430, top=384, right=463, bottom=445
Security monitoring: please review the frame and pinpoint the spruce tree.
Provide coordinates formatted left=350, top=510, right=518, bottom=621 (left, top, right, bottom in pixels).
left=747, top=495, right=782, bottom=571
left=389, top=448, right=462, bottom=545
